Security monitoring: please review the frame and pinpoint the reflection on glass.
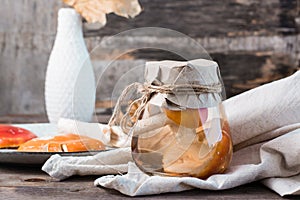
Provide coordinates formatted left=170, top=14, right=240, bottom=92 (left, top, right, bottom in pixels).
left=132, top=104, right=232, bottom=179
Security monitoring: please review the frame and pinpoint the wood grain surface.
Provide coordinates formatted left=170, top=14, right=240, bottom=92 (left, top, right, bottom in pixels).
left=84, top=0, right=299, bottom=37
left=0, top=0, right=299, bottom=115
left=0, top=164, right=298, bottom=200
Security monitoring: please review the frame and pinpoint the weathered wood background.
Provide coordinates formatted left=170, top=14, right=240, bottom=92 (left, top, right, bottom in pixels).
left=0, top=0, right=299, bottom=116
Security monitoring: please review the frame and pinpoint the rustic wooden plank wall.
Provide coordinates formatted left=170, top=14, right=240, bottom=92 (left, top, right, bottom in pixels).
left=0, top=0, right=299, bottom=116
left=0, top=0, right=64, bottom=115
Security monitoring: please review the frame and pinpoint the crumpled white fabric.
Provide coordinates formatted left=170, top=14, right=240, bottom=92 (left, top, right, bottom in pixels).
left=42, top=147, right=132, bottom=180
left=95, top=129, right=300, bottom=196
left=42, top=71, right=300, bottom=196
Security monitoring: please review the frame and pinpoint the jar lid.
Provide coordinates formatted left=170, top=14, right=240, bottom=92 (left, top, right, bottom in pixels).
left=144, top=59, right=223, bottom=109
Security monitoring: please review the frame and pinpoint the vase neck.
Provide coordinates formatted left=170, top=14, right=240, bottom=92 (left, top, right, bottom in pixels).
left=57, top=8, right=83, bottom=37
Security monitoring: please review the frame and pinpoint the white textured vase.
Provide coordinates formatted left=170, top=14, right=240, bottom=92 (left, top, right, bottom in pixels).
left=45, top=8, right=96, bottom=123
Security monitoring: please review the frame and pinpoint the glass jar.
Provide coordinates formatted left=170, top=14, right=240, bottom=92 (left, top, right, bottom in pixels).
left=130, top=59, right=233, bottom=179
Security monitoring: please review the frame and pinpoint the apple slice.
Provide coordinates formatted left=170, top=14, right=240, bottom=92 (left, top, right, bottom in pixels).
left=0, top=125, right=37, bottom=148
left=164, top=108, right=208, bottom=128
left=18, top=133, right=105, bottom=152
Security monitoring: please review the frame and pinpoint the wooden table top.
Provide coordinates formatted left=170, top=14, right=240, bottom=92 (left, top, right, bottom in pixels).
left=1, top=164, right=298, bottom=200
left=0, top=114, right=298, bottom=199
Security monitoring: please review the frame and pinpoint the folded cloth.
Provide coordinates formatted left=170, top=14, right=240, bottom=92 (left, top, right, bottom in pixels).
left=42, top=147, right=132, bottom=180
left=225, top=70, right=300, bottom=150
left=95, top=129, right=300, bottom=196
left=42, top=71, right=300, bottom=196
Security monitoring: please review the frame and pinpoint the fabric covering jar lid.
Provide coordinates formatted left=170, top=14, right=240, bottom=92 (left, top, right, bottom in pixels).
left=144, top=59, right=224, bottom=109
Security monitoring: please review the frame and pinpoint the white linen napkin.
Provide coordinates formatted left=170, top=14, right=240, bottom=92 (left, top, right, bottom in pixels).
left=95, top=129, right=300, bottom=196
left=42, top=147, right=132, bottom=180
left=42, top=71, right=300, bottom=196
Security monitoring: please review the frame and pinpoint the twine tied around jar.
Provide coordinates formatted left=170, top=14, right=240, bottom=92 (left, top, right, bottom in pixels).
left=108, top=82, right=222, bottom=134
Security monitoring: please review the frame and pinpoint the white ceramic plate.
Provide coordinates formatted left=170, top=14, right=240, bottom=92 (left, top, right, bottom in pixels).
left=0, top=123, right=107, bottom=165
left=0, top=149, right=105, bottom=165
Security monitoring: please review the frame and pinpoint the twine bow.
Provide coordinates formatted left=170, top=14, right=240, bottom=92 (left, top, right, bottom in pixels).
left=108, top=82, right=222, bottom=134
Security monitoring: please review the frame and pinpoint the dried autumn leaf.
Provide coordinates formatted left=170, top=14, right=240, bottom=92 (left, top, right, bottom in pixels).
left=63, top=0, right=142, bottom=26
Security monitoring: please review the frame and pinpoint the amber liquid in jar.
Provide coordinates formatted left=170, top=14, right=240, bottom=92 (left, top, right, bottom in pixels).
left=131, top=104, right=233, bottom=179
